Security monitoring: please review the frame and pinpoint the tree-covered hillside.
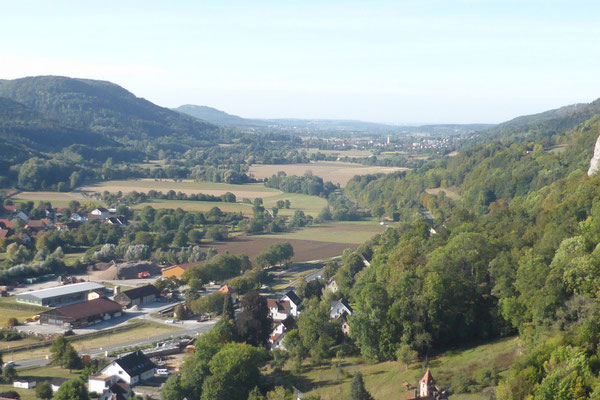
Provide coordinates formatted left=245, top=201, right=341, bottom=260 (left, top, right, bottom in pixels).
left=337, top=111, right=600, bottom=397
left=0, top=76, right=218, bottom=142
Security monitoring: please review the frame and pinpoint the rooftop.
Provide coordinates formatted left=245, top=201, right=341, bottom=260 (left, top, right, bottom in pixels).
left=119, top=285, right=160, bottom=300
left=113, top=350, right=155, bottom=376
left=17, top=282, right=105, bottom=300
left=41, top=297, right=122, bottom=320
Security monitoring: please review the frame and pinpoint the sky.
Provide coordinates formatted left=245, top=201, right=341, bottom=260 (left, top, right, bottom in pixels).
left=1, top=1, right=600, bottom=124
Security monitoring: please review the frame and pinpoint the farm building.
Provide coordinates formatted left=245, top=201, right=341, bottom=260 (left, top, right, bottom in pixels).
left=16, top=282, right=106, bottom=307
left=13, top=379, right=36, bottom=389
left=161, top=262, right=202, bottom=279
left=114, top=285, right=160, bottom=308
left=39, top=297, right=123, bottom=327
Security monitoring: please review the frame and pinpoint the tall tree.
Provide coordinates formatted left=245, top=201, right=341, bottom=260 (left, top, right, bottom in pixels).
left=236, top=291, right=272, bottom=347
left=348, top=372, right=374, bottom=400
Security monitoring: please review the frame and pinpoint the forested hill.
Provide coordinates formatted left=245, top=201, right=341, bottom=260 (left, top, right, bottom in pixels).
left=478, top=98, right=600, bottom=143
left=0, top=96, right=116, bottom=155
left=0, top=76, right=219, bottom=142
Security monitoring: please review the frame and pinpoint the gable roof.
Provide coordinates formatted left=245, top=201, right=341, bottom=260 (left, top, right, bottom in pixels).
left=267, top=298, right=291, bottom=313
left=119, top=284, right=160, bottom=300
left=332, top=298, right=353, bottom=314
left=283, top=290, right=301, bottom=306
left=0, top=219, right=13, bottom=229
left=0, top=229, right=10, bottom=239
left=113, top=350, right=155, bottom=376
left=41, top=297, right=122, bottom=320
left=93, top=207, right=109, bottom=213
left=3, top=205, right=17, bottom=213
left=218, top=284, right=235, bottom=294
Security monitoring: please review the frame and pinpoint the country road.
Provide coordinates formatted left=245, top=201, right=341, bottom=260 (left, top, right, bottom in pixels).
left=15, top=319, right=217, bottom=370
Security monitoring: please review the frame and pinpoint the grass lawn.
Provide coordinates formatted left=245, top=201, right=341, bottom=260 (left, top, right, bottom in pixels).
left=82, top=179, right=279, bottom=199
left=0, top=385, right=36, bottom=400
left=0, top=366, right=80, bottom=400
left=0, top=297, right=47, bottom=328
left=278, top=336, right=520, bottom=400
left=265, top=222, right=385, bottom=244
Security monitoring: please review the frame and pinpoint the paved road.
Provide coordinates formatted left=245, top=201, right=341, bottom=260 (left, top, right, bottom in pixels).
left=15, top=319, right=218, bottom=370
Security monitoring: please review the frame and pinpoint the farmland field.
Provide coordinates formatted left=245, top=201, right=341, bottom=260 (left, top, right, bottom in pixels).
left=133, top=191, right=328, bottom=217
left=81, top=179, right=280, bottom=199
left=248, top=162, right=406, bottom=186
left=265, top=221, right=387, bottom=244
left=199, top=235, right=357, bottom=262
left=12, top=191, right=95, bottom=206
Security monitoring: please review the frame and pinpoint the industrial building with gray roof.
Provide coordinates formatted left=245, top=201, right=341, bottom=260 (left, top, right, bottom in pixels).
left=16, top=282, right=106, bottom=307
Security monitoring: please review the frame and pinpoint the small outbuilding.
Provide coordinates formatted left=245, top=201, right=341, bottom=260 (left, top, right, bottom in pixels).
left=114, top=285, right=160, bottom=308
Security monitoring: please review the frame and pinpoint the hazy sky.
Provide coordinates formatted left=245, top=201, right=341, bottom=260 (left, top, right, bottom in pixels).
left=2, top=1, right=600, bottom=124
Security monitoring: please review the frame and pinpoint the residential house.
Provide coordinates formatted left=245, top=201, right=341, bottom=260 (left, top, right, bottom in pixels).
left=269, top=317, right=295, bottom=350
left=114, top=285, right=160, bottom=308
left=101, top=350, right=155, bottom=385
left=325, top=277, right=338, bottom=293
left=281, top=290, right=301, bottom=317
left=330, top=298, right=353, bottom=319
left=91, top=207, right=110, bottom=220
left=107, top=216, right=124, bottom=225
left=267, top=298, right=291, bottom=321
left=0, top=219, right=12, bottom=229
left=2, top=205, right=17, bottom=214
left=25, top=219, right=49, bottom=232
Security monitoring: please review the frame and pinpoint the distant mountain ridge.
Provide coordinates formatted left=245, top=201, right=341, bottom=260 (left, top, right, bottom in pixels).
left=175, top=104, right=492, bottom=136
left=479, top=99, right=600, bottom=142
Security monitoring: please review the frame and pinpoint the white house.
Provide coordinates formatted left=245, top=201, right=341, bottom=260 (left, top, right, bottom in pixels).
left=71, top=213, right=86, bottom=222
left=281, top=290, right=301, bottom=317
left=330, top=298, right=353, bottom=319
left=267, top=298, right=291, bottom=321
left=88, top=374, right=120, bottom=395
left=91, top=207, right=110, bottom=220
left=325, top=277, right=338, bottom=293
left=89, top=351, right=155, bottom=393
left=14, top=378, right=36, bottom=389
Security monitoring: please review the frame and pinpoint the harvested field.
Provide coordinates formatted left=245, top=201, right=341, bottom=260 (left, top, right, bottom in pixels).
left=201, top=235, right=356, bottom=262
left=248, top=162, right=406, bottom=186
left=81, top=179, right=279, bottom=199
